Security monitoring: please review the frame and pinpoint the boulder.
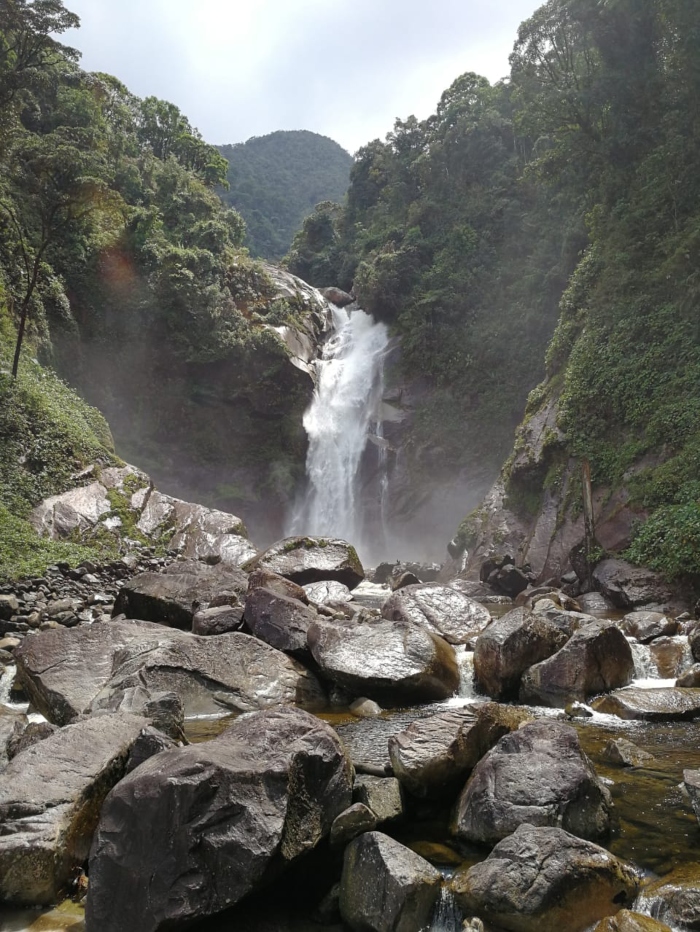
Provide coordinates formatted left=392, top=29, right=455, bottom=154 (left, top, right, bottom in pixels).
left=620, top=611, right=678, bottom=643
left=321, top=286, right=354, bottom=307
left=473, top=607, right=568, bottom=700
left=591, top=687, right=700, bottom=721
left=86, top=708, right=353, bottom=932
left=684, top=769, right=700, bottom=827
left=303, top=580, right=353, bottom=604
left=452, top=720, right=613, bottom=845
left=593, top=559, right=676, bottom=610
left=339, top=832, right=441, bottom=932
left=192, top=603, right=245, bottom=635
left=451, top=824, right=639, bottom=932
left=0, top=713, right=149, bottom=905
left=381, top=583, right=491, bottom=645
left=247, top=567, right=309, bottom=603
left=353, top=775, right=404, bottom=823
left=638, top=869, right=700, bottom=930
left=602, top=738, right=656, bottom=768
left=15, top=619, right=326, bottom=725
left=6, top=720, right=58, bottom=760
left=650, top=637, right=691, bottom=678
left=243, top=536, right=364, bottom=590
left=519, top=621, right=634, bottom=707
left=390, top=571, right=421, bottom=591
left=113, top=561, right=248, bottom=628
left=243, top=587, right=318, bottom=655
left=0, top=706, right=27, bottom=771
left=488, top=563, right=531, bottom=598
left=591, top=910, right=672, bottom=932
left=579, top=591, right=616, bottom=614
left=677, top=664, right=700, bottom=688
left=388, top=704, right=531, bottom=799
left=689, top=624, right=700, bottom=663
left=330, top=803, right=378, bottom=848
left=307, top=617, right=459, bottom=704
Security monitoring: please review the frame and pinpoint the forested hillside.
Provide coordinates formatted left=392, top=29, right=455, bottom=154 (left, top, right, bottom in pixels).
left=0, top=0, right=325, bottom=572
left=217, top=131, right=353, bottom=260
left=289, top=0, right=700, bottom=590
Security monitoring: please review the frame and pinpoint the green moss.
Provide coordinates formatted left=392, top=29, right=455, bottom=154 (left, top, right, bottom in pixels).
left=0, top=505, right=99, bottom=581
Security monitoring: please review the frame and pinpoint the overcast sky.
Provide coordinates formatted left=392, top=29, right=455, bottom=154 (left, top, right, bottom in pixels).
left=63, top=0, right=542, bottom=155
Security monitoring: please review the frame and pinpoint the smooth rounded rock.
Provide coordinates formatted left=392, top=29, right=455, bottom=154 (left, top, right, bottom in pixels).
left=243, top=587, right=318, bottom=655
left=243, top=536, right=364, bottom=590
left=591, top=687, right=700, bottom=721
left=592, top=909, right=672, bottom=931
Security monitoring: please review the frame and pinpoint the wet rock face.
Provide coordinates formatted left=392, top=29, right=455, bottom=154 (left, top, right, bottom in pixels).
left=593, top=559, right=677, bottom=611
left=602, top=738, right=656, bottom=768
left=0, top=713, right=150, bottom=906
left=473, top=607, right=569, bottom=701
left=519, top=621, right=635, bottom=707
left=620, top=611, right=678, bottom=643
left=15, top=619, right=326, bottom=724
left=683, top=770, right=700, bottom=826
left=591, top=687, right=700, bottom=722
left=451, top=823, right=639, bottom=932
left=113, top=560, right=248, bottom=629
left=381, top=583, right=492, bottom=645
left=452, top=720, right=614, bottom=846
left=86, top=708, right=353, bottom=932
left=592, top=911, right=673, bottom=932
left=243, top=587, right=318, bottom=656
left=307, top=617, right=459, bottom=704
left=387, top=705, right=529, bottom=799
left=243, top=536, right=365, bottom=590
left=638, top=871, right=700, bottom=931
left=339, top=832, right=442, bottom=932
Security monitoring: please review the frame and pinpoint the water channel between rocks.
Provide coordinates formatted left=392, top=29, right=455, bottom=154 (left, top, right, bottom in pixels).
left=3, top=602, right=700, bottom=932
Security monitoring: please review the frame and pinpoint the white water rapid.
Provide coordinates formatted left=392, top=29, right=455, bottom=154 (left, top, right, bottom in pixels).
left=288, top=305, right=389, bottom=556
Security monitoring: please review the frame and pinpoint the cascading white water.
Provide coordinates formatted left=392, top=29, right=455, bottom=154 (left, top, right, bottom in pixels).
left=288, top=305, right=389, bottom=553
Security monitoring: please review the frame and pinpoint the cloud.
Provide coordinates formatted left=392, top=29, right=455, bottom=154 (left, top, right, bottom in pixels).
left=64, top=0, right=541, bottom=153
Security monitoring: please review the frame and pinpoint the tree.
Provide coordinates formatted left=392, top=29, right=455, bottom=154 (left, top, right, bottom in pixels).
left=0, top=129, right=122, bottom=376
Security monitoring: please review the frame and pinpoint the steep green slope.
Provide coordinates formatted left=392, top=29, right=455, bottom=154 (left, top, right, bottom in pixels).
left=217, top=131, right=353, bottom=260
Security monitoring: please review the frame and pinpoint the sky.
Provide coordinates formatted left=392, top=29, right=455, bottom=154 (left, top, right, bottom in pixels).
left=62, top=0, right=543, bottom=155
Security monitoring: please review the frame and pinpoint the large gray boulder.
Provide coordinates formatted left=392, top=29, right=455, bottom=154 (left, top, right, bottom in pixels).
left=113, top=560, right=248, bottom=628
left=0, top=713, right=150, bottom=905
left=593, top=558, right=677, bottom=611
left=452, top=824, right=639, bottom=932
left=308, top=617, right=459, bottom=704
left=243, top=536, right=364, bottom=589
left=381, top=583, right=491, bottom=645
left=592, top=687, right=700, bottom=721
left=473, top=607, right=569, bottom=700
left=243, top=587, right=318, bottom=656
left=0, top=706, right=26, bottom=772
left=15, top=619, right=326, bottom=724
left=86, top=708, right=353, bottom=932
left=519, top=621, right=634, bottom=707
left=452, top=720, right=614, bottom=845
left=620, top=611, right=678, bottom=643
left=388, top=704, right=531, bottom=799
left=339, top=832, right=442, bottom=932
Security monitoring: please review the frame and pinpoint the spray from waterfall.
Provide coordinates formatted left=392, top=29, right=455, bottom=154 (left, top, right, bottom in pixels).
left=288, top=304, right=389, bottom=556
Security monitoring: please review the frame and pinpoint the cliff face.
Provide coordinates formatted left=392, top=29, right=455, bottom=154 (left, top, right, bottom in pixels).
left=63, top=267, right=329, bottom=547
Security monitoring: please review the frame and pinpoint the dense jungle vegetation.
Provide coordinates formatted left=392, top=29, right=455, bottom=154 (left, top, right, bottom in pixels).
left=217, top=131, right=353, bottom=260
left=287, top=0, right=700, bottom=584
left=0, top=0, right=318, bottom=576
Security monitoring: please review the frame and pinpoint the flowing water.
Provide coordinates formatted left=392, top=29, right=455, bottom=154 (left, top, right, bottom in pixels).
left=287, top=305, right=389, bottom=561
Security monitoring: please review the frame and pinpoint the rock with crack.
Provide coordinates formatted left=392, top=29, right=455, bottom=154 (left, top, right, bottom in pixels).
left=86, top=707, right=353, bottom=932
left=381, top=583, right=492, bottom=645
left=113, top=560, right=248, bottom=629
left=243, top=536, right=364, bottom=589
left=452, top=720, right=614, bottom=845
left=15, top=619, right=326, bottom=724
left=0, top=712, right=151, bottom=905
left=451, top=823, right=639, bottom=932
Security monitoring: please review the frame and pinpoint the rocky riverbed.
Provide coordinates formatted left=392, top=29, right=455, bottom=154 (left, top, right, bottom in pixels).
left=1, top=537, right=700, bottom=932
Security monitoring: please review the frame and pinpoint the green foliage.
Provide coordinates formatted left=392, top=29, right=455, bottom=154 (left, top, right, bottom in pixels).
left=218, top=131, right=353, bottom=260
left=0, top=504, right=98, bottom=581
left=626, top=501, right=700, bottom=583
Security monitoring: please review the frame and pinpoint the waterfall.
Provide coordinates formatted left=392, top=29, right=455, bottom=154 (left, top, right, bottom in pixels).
left=289, top=305, right=389, bottom=555
left=429, top=886, right=463, bottom=932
